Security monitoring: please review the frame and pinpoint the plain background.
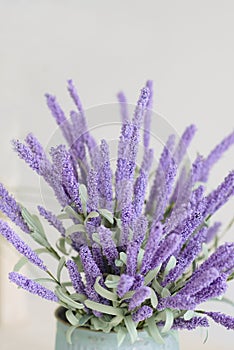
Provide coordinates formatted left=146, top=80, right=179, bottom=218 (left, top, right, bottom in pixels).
left=0, top=1, right=234, bottom=349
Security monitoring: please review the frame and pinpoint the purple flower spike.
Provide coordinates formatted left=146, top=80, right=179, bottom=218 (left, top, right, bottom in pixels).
left=38, top=206, right=65, bottom=236
left=79, top=245, right=102, bottom=286
left=205, top=222, right=221, bottom=243
left=128, top=286, right=151, bottom=311
left=0, top=221, right=46, bottom=271
left=200, top=130, right=234, bottom=182
left=179, top=267, right=219, bottom=297
left=150, top=233, right=181, bottom=270
left=12, top=140, right=42, bottom=174
left=98, top=226, right=119, bottom=269
left=87, top=169, right=99, bottom=211
left=117, top=274, right=135, bottom=298
left=133, top=215, right=148, bottom=246
left=132, top=86, right=150, bottom=127
left=133, top=169, right=147, bottom=216
left=143, top=80, right=153, bottom=149
left=141, top=222, right=163, bottom=275
left=45, top=93, right=73, bottom=146
left=117, top=91, right=128, bottom=123
left=66, top=259, right=86, bottom=295
left=126, top=241, right=140, bottom=277
left=9, top=272, right=58, bottom=302
left=173, top=124, right=197, bottom=165
left=99, top=140, right=113, bottom=211
left=0, top=183, right=29, bottom=233
left=205, top=312, right=234, bottom=330
left=132, top=305, right=153, bottom=322
left=193, top=274, right=227, bottom=305
left=172, top=317, right=209, bottom=330
left=205, top=171, right=234, bottom=217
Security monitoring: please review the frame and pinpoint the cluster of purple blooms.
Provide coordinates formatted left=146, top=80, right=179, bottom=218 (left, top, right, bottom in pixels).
left=1, top=80, right=234, bottom=340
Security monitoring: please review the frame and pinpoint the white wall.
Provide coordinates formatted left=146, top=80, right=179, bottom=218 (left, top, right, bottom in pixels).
left=0, top=1, right=234, bottom=349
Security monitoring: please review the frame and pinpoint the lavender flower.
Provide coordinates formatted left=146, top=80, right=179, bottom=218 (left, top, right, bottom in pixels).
left=172, top=317, right=209, bottom=330
left=117, top=91, right=128, bottom=123
left=98, top=226, right=118, bottom=269
left=66, top=259, right=86, bottom=295
left=117, top=274, right=135, bottom=298
left=132, top=170, right=147, bottom=217
left=132, top=274, right=144, bottom=290
left=133, top=215, right=148, bottom=245
left=98, top=140, right=113, bottom=211
left=45, top=93, right=73, bottom=146
left=200, top=130, right=234, bottom=182
left=9, top=272, right=58, bottom=302
left=132, top=305, right=153, bottom=322
left=12, top=140, right=41, bottom=174
left=92, top=243, right=106, bottom=273
left=38, top=205, right=65, bottom=236
left=205, top=222, right=221, bottom=243
left=79, top=245, right=102, bottom=286
left=205, top=312, right=234, bottom=330
left=141, top=222, right=163, bottom=275
left=173, top=124, right=197, bottom=165
left=87, top=169, right=99, bottom=211
left=0, top=221, right=46, bottom=270
left=193, top=274, right=227, bottom=305
left=143, top=80, right=153, bottom=149
left=0, top=183, right=29, bottom=233
left=126, top=241, right=140, bottom=276
left=128, top=286, right=151, bottom=311
left=150, top=233, right=181, bottom=270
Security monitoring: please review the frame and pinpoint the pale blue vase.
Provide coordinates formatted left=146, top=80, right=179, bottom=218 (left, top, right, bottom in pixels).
left=55, top=308, right=180, bottom=350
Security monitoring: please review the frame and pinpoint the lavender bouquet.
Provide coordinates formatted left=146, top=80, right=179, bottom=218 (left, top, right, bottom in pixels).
left=1, top=80, right=234, bottom=346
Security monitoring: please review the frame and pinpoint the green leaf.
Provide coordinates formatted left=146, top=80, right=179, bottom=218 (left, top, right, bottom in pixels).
left=64, top=206, right=84, bottom=222
left=66, top=309, right=80, bottom=326
left=119, top=252, right=127, bottom=264
left=117, top=326, right=127, bottom=347
left=57, top=256, right=66, bottom=282
left=66, top=325, right=78, bottom=345
left=57, top=213, right=70, bottom=220
left=146, top=316, right=165, bottom=344
left=202, top=243, right=209, bottom=260
left=78, top=314, right=92, bottom=326
left=124, top=315, right=138, bottom=344
left=99, top=208, right=114, bottom=224
left=66, top=224, right=86, bottom=236
left=110, top=315, right=124, bottom=327
left=31, top=231, right=50, bottom=248
left=104, top=275, right=120, bottom=289
left=183, top=310, right=195, bottom=321
left=84, top=211, right=99, bottom=225
left=34, top=278, right=58, bottom=285
left=79, top=184, right=88, bottom=216
left=144, top=265, right=162, bottom=286
left=94, top=276, right=118, bottom=301
left=137, top=248, right=145, bottom=269
left=13, top=256, right=29, bottom=272
left=164, top=256, right=177, bottom=276
left=32, top=215, right=46, bottom=238
left=70, top=293, right=87, bottom=303
left=149, top=288, right=158, bottom=308
left=152, top=279, right=163, bottom=294
left=161, top=309, right=174, bottom=333
left=55, top=287, right=84, bottom=310
left=161, top=287, right=171, bottom=298
left=92, top=232, right=100, bottom=244
left=56, top=237, right=69, bottom=255
left=84, top=300, right=123, bottom=316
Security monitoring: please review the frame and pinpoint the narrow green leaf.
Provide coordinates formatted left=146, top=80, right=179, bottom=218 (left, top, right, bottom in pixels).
left=146, top=316, right=165, bottom=344
left=57, top=256, right=66, bottom=282
left=94, top=276, right=118, bottom=301
left=161, top=287, right=171, bottom=298
left=31, top=231, right=50, bottom=248
left=119, top=252, right=127, bottom=264
left=117, top=327, right=127, bottom=347
left=32, top=215, right=46, bottom=238
left=110, top=315, right=124, bottom=327
left=55, top=287, right=84, bottom=310
left=202, top=243, right=209, bottom=260
left=79, top=184, right=88, bottom=216
left=120, top=291, right=135, bottom=302
left=161, top=309, right=174, bottom=333
left=104, top=275, right=120, bottom=289
left=124, top=315, right=138, bottom=344
left=92, top=232, right=100, bottom=244
left=84, top=211, right=99, bottom=225
left=34, top=278, right=58, bottom=285
left=152, top=279, right=163, bottom=294
left=66, top=309, right=80, bottom=326
left=149, top=288, right=158, bottom=308
left=13, top=256, right=28, bottom=272
left=84, top=300, right=123, bottom=316
left=137, top=248, right=145, bottom=269
left=164, top=256, right=177, bottom=276
left=144, top=265, right=162, bottom=286
left=56, top=237, right=69, bottom=255
left=57, top=213, right=70, bottom=220
left=64, top=206, right=84, bottom=222
left=66, top=325, right=78, bottom=345
left=70, top=293, right=87, bottom=303
left=78, top=314, right=92, bottom=326
left=66, top=224, right=86, bottom=236
left=183, top=310, right=195, bottom=321
left=99, top=208, right=114, bottom=224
